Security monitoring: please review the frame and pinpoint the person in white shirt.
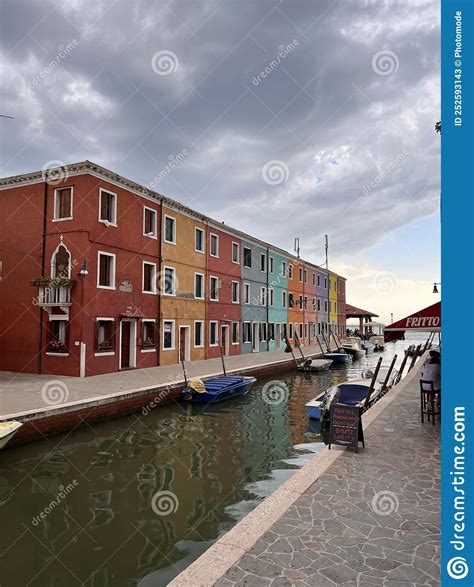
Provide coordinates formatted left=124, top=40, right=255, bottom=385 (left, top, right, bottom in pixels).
left=421, top=350, right=441, bottom=392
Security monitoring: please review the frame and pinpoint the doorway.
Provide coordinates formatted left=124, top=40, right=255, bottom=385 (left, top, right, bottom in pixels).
left=220, top=324, right=229, bottom=356
left=275, top=323, right=281, bottom=348
left=252, top=322, right=259, bottom=352
left=120, top=319, right=137, bottom=370
left=179, top=325, right=191, bottom=362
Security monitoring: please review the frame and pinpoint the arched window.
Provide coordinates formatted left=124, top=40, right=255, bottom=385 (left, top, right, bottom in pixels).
left=51, top=240, right=71, bottom=279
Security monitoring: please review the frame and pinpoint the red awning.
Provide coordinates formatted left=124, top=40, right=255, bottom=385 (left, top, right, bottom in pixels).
left=384, top=302, right=441, bottom=332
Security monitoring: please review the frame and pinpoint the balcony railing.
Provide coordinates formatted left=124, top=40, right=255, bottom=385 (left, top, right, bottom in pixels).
left=37, top=284, right=72, bottom=306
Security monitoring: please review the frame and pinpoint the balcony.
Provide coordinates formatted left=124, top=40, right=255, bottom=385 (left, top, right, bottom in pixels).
left=31, top=278, right=74, bottom=318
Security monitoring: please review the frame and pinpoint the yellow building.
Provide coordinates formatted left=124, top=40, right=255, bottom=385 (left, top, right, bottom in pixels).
left=328, top=272, right=338, bottom=333
left=160, top=204, right=207, bottom=365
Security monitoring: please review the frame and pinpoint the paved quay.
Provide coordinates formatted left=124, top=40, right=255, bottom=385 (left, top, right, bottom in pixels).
left=170, top=354, right=440, bottom=587
left=0, top=343, right=332, bottom=443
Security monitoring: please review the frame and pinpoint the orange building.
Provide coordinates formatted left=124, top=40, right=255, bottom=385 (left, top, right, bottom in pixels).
left=287, top=259, right=305, bottom=344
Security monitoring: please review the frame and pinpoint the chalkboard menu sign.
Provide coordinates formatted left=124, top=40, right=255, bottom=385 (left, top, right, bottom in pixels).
left=329, top=403, right=365, bottom=453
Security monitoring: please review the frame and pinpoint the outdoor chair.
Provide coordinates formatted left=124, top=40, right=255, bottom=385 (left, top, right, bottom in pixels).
left=420, top=379, right=440, bottom=425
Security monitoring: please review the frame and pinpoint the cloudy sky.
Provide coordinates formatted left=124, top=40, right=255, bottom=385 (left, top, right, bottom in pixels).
left=1, top=0, right=440, bottom=323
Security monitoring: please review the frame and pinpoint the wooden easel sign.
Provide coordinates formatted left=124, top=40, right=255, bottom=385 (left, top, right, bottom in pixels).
left=329, top=403, right=365, bottom=453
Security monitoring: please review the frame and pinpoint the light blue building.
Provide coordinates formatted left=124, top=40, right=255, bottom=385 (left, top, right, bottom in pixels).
left=267, top=249, right=288, bottom=351
left=316, top=267, right=329, bottom=341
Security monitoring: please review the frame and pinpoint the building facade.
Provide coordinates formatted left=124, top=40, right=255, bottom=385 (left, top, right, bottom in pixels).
left=337, top=275, right=347, bottom=338
left=0, top=161, right=347, bottom=376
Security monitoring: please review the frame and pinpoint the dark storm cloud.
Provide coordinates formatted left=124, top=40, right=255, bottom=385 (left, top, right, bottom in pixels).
left=0, top=0, right=440, bottom=261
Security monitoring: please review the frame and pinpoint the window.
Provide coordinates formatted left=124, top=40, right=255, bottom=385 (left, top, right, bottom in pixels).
left=143, top=207, right=157, bottom=237
left=243, top=322, right=251, bottom=343
left=243, top=247, right=252, bottom=268
left=231, top=281, right=239, bottom=303
left=194, top=273, right=204, bottom=299
left=269, top=288, right=274, bottom=307
left=260, top=287, right=266, bottom=306
left=312, top=273, right=316, bottom=286
left=299, top=323, right=303, bottom=338
left=164, top=215, right=176, bottom=244
left=232, top=322, right=239, bottom=344
left=317, top=298, right=321, bottom=311
left=52, top=244, right=71, bottom=278
left=53, top=187, right=73, bottom=220
left=304, top=324, right=308, bottom=338
left=304, top=296, right=308, bottom=310
left=97, top=252, right=115, bottom=289
left=47, top=320, right=68, bottom=354
left=232, top=242, right=240, bottom=264
left=317, top=274, right=321, bottom=287
left=288, top=292, right=294, bottom=308
left=142, top=262, right=157, bottom=294
left=194, top=321, right=204, bottom=347
left=260, top=253, right=266, bottom=272
left=99, top=188, right=117, bottom=225
left=96, top=319, right=115, bottom=353
left=304, top=270, right=307, bottom=283
left=282, top=290, right=287, bottom=308
left=324, top=300, right=328, bottom=312
left=142, top=320, right=156, bottom=350
left=163, top=320, right=175, bottom=350
left=260, top=322, right=267, bottom=342
left=268, top=323, right=275, bottom=341
left=324, top=277, right=327, bottom=289
left=195, top=227, right=204, bottom=253
left=269, top=257, right=274, bottom=274
left=289, top=323, right=293, bottom=339
left=209, top=321, right=218, bottom=346
left=288, top=265, right=293, bottom=279
left=299, top=268, right=303, bottom=282
left=210, top=276, right=219, bottom=301
left=281, top=261, right=287, bottom=277
left=163, top=266, right=176, bottom=296
left=298, top=295, right=303, bottom=309
left=210, top=234, right=219, bottom=257
left=243, top=283, right=250, bottom=304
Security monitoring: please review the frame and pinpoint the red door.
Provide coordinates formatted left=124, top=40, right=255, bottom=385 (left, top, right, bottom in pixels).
left=121, top=321, right=131, bottom=369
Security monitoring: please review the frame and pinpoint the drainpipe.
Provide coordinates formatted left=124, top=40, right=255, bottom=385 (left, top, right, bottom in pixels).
left=37, top=180, right=48, bottom=374
left=157, top=198, right=164, bottom=367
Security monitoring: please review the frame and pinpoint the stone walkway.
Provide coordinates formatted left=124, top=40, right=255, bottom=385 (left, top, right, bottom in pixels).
left=0, top=342, right=328, bottom=418
left=217, top=367, right=440, bottom=586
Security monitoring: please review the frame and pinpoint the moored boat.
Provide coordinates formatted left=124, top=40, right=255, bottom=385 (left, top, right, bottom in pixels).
left=370, top=335, right=385, bottom=351
left=0, top=421, right=23, bottom=449
left=296, top=358, right=333, bottom=372
left=339, top=336, right=366, bottom=359
left=324, top=351, right=352, bottom=364
left=182, top=376, right=256, bottom=403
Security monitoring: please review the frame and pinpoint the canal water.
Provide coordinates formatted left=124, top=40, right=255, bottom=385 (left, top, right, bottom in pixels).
left=0, top=335, right=428, bottom=586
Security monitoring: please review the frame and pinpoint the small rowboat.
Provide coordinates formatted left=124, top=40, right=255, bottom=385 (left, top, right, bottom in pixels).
left=296, top=358, right=333, bottom=372
left=306, top=380, right=382, bottom=421
left=324, top=351, right=351, bottom=364
left=182, top=376, right=256, bottom=403
left=0, top=421, right=23, bottom=449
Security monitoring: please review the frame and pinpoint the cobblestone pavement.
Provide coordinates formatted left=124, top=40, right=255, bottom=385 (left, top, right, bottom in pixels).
left=218, top=375, right=440, bottom=586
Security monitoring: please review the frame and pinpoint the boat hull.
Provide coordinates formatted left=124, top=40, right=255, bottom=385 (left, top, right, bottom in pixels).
left=0, top=421, right=23, bottom=449
left=297, top=359, right=332, bottom=372
left=339, top=347, right=365, bottom=359
left=324, top=353, right=351, bottom=363
left=182, top=376, right=256, bottom=403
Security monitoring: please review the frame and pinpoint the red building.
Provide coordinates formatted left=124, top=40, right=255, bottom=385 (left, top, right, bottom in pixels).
left=303, top=263, right=317, bottom=345
left=206, top=226, right=241, bottom=358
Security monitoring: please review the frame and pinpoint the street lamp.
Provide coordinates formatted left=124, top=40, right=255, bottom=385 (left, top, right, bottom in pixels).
left=432, top=282, right=441, bottom=294
left=79, top=260, right=88, bottom=276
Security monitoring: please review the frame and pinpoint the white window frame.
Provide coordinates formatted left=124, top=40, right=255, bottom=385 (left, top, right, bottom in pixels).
left=141, top=319, right=157, bottom=353
left=163, top=214, right=176, bottom=245
left=260, top=286, right=266, bottom=307
left=288, top=265, right=293, bottom=279
left=242, top=321, right=251, bottom=343
left=94, top=317, right=115, bottom=356
left=209, top=233, right=219, bottom=258
left=260, top=253, right=266, bottom=273
left=232, top=242, right=240, bottom=264
left=97, top=251, right=116, bottom=290
left=317, top=274, right=321, bottom=287
left=162, top=319, right=175, bottom=350
left=194, top=272, right=205, bottom=299
left=269, top=256, right=274, bottom=274
left=232, top=321, right=239, bottom=345
left=304, top=269, right=307, bottom=283
left=282, top=290, right=287, bottom=308
left=325, top=300, right=328, bottom=312
left=194, top=320, right=204, bottom=348
left=209, top=320, right=219, bottom=347
left=98, top=188, right=117, bottom=226
left=163, top=265, right=176, bottom=296
left=143, top=206, right=158, bottom=239
left=195, top=227, right=205, bottom=253
left=243, top=246, right=252, bottom=268
left=231, top=280, right=239, bottom=304
left=210, top=275, right=219, bottom=301
left=142, top=261, right=157, bottom=294
left=53, top=186, right=74, bottom=222
left=281, top=261, right=287, bottom=277
left=299, top=268, right=303, bottom=282
left=243, top=282, right=250, bottom=304
left=269, top=288, right=274, bottom=307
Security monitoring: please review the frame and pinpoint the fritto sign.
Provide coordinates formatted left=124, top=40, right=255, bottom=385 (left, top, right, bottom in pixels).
left=406, top=316, right=441, bottom=328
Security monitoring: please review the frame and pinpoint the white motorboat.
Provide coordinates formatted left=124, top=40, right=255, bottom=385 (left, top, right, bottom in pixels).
left=369, top=335, right=385, bottom=351
left=339, top=337, right=366, bottom=359
left=0, top=421, right=23, bottom=449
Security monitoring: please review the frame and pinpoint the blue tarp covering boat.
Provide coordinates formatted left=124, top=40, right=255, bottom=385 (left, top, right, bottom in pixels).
left=182, top=375, right=256, bottom=403
left=305, top=379, right=381, bottom=420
